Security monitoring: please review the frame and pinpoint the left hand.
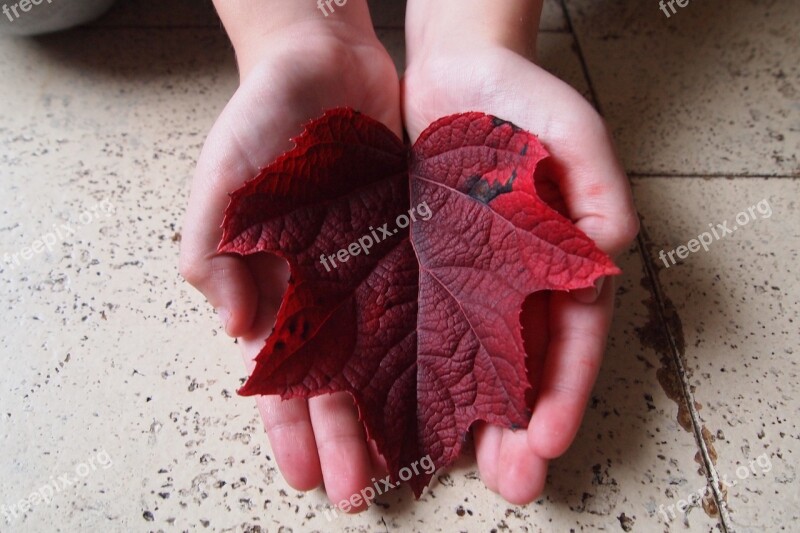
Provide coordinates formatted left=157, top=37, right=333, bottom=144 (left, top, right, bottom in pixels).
left=403, top=38, right=639, bottom=504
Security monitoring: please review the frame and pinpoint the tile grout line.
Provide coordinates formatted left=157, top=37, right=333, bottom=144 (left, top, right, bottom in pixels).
left=556, top=1, right=605, bottom=116
left=557, top=0, right=732, bottom=529
left=637, top=232, right=732, bottom=531
left=629, top=173, right=799, bottom=179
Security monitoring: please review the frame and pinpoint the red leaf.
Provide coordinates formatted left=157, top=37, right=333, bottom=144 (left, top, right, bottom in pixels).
left=218, top=108, right=619, bottom=498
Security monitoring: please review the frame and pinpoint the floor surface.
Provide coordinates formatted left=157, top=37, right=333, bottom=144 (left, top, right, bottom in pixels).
left=0, top=0, right=797, bottom=531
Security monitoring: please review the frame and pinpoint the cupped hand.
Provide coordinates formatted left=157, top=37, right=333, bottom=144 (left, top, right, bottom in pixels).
left=403, top=45, right=640, bottom=504
left=179, top=21, right=401, bottom=511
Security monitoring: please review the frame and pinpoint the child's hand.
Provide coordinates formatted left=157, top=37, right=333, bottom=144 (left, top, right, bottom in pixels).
left=182, top=0, right=638, bottom=511
left=179, top=0, right=401, bottom=512
left=403, top=0, right=639, bottom=505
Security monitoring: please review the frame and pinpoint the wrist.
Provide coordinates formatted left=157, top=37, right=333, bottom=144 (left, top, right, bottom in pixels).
left=213, top=0, right=376, bottom=79
left=406, top=0, right=543, bottom=62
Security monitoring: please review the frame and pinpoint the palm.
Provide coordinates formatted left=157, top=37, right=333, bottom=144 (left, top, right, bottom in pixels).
left=181, top=25, right=402, bottom=508
left=183, top=34, right=636, bottom=508
left=403, top=47, right=634, bottom=503
left=225, top=32, right=402, bottom=346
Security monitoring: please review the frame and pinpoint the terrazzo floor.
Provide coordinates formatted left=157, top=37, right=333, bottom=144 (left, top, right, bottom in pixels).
left=0, top=0, right=797, bottom=532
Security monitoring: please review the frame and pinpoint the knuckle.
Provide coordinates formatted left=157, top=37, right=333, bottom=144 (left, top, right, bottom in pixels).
left=178, top=256, right=205, bottom=286
left=601, top=209, right=640, bottom=255
left=617, top=212, right=641, bottom=247
left=573, top=108, right=610, bottom=143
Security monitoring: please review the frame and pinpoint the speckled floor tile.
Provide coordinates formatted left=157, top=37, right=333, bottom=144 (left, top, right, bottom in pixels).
left=525, top=245, right=722, bottom=533
left=538, top=33, right=591, bottom=100
left=633, top=177, right=800, bottom=531
left=0, top=22, right=727, bottom=533
left=564, top=0, right=800, bottom=176
left=540, top=0, right=568, bottom=31
left=0, top=28, right=241, bottom=532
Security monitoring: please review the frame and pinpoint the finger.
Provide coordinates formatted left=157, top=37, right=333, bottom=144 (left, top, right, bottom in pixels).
left=532, top=135, right=629, bottom=305
left=179, top=253, right=258, bottom=337
left=179, top=78, right=302, bottom=337
left=530, top=88, right=640, bottom=260
left=179, top=139, right=259, bottom=336
left=367, top=439, right=388, bottom=476
left=521, top=291, right=550, bottom=406
left=571, top=276, right=606, bottom=305
left=475, top=423, right=548, bottom=504
left=242, top=321, right=322, bottom=492
left=239, top=254, right=289, bottom=352
left=545, top=133, right=639, bottom=259
left=477, top=292, right=549, bottom=501
left=402, top=54, right=639, bottom=262
left=309, top=392, right=374, bottom=512
left=178, top=105, right=268, bottom=337
left=546, top=120, right=634, bottom=303
left=474, top=422, right=501, bottom=492
left=527, top=279, right=615, bottom=459
left=533, top=90, right=637, bottom=305
left=257, top=396, right=323, bottom=491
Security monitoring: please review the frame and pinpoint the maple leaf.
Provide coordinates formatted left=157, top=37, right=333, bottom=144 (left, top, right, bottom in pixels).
left=218, top=108, right=620, bottom=498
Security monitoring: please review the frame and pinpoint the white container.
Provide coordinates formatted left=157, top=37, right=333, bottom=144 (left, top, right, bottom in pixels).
left=0, top=0, right=117, bottom=35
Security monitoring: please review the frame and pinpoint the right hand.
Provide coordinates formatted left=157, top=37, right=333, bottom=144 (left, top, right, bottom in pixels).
left=179, top=13, right=402, bottom=512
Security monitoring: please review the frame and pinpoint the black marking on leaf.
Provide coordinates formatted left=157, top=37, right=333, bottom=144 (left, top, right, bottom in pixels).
left=491, top=117, right=521, bottom=131
left=467, top=170, right=517, bottom=204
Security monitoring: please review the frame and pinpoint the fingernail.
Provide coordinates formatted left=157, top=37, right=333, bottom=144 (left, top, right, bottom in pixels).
left=594, top=277, right=605, bottom=297
left=572, top=277, right=605, bottom=304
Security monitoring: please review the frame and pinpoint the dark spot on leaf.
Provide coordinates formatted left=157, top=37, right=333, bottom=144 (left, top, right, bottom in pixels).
left=467, top=170, right=516, bottom=204
left=491, top=117, right=520, bottom=131
left=223, top=107, right=620, bottom=500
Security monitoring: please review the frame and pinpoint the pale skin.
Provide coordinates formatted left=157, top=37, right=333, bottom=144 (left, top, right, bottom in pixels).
left=179, top=0, right=639, bottom=511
